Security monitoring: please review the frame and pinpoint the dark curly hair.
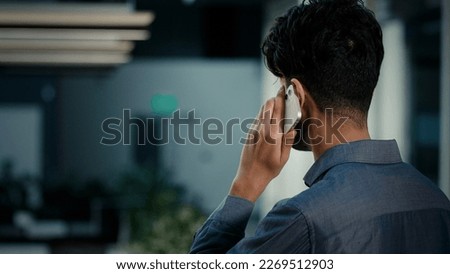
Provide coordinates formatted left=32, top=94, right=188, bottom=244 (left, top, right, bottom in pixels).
left=262, top=0, right=384, bottom=126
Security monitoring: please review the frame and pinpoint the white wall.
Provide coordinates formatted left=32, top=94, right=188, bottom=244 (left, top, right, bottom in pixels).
left=368, top=20, right=411, bottom=161
left=59, top=59, right=261, bottom=212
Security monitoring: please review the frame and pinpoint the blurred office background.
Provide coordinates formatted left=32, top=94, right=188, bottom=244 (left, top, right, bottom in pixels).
left=0, top=0, right=448, bottom=253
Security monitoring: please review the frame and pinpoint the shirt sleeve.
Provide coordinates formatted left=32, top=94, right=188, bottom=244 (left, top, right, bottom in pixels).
left=189, top=195, right=311, bottom=254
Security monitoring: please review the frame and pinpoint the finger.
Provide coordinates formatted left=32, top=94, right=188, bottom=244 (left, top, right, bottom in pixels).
left=274, top=86, right=285, bottom=119
left=257, top=103, right=265, bottom=120
left=247, top=103, right=267, bottom=145
left=254, top=100, right=269, bottom=134
left=246, top=124, right=259, bottom=145
left=260, top=98, right=275, bottom=144
left=260, top=98, right=274, bottom=128
left=280, top=129, right=297, bottom=163
left=272, top=88, right=285, bottom=134
left=276, top=85, right=285, bottom=97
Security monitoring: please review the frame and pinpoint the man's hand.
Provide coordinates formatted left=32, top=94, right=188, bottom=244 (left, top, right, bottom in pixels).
left=230, top=88, right=297, bottom=203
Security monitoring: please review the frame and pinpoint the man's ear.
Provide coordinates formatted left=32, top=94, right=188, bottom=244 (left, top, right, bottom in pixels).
left=290, top=78, right=306, bottom=108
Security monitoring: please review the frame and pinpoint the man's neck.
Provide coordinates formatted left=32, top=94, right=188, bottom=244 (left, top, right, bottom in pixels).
left=310, top=121, right=371, bottom=160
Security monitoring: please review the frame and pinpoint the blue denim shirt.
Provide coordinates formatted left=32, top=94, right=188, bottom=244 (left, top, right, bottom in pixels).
left=190, top=140, right=450, bottom=253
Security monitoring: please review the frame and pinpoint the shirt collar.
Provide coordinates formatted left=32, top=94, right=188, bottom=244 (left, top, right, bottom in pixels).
left=304, top=139, right=403, bottom=187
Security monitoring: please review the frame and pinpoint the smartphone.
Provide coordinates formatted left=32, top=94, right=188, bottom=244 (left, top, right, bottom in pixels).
left=284, top=85, right=302, bottom=133
left=284, top=85, right=311, bottom=151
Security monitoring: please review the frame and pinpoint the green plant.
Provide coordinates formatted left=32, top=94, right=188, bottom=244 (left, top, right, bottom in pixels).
left=118, top=168, right=206, bottom=253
